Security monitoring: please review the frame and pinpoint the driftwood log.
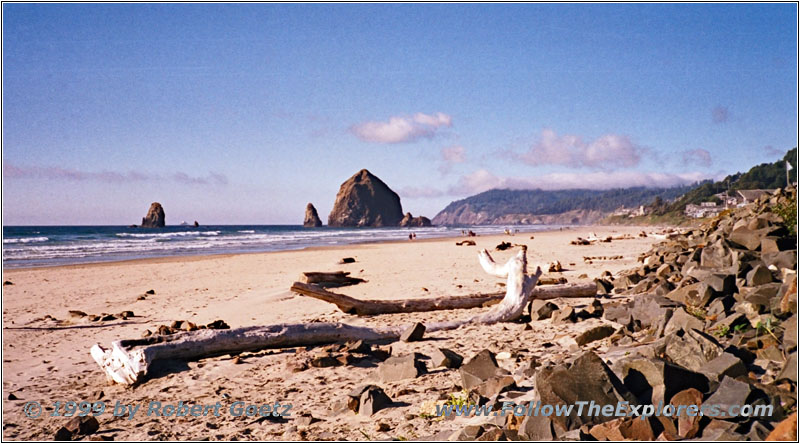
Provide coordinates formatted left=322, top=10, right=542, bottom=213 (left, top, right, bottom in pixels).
left=92, top=248, right=541, bottom=386
left=289, top=282, right=596, bottom=316
left=301, top=271, right=366, bottom=288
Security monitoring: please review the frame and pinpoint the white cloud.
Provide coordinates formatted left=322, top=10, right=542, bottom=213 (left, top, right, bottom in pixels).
left=515, top=129, right=642, bottom=169
left=398, top=186, right=446, bottom=199
left=446, top=169, right=717, bottom=196
left=681, top=149, right=712, bottom=167
left=3, top=163, right=228, bottom=186
left=350, top=112, right=453, bottom=144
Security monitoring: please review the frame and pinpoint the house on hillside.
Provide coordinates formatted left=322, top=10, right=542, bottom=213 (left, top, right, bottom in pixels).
left=713, top=192, right=741, bottom=207
left=736, top=189, right=773, bottom=206
left=612, top=205, right=647, bottom=218
left=685, top=202, right=724, bottom=218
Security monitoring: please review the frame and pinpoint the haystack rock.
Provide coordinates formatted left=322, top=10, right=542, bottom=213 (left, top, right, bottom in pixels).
left=140, top=202, right=165, bottom=228
left=399, top=212, right=432, bottom=227
left=328, top=169, right=404, bottom=227
left=304, top=203, right=323, bottom=227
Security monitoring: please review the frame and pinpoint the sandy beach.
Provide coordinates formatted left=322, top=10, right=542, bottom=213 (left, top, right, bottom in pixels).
left=3, top=225, right=666, bottom=440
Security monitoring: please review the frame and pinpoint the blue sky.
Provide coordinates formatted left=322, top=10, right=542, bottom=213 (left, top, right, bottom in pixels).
left=3, top=3, right=797, bottom=225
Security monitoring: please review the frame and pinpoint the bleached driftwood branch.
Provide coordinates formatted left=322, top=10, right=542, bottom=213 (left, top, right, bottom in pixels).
left=290, top=281, right=594, bottom=316
left=92, top=248, right=542, bottom=386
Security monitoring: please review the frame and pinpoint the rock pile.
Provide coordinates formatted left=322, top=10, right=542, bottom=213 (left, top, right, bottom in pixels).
left=142, top=319, right=230, bottom=337
left=399, top=212, right=432, bottom=227
left=436, top=188, right=797, bottom=440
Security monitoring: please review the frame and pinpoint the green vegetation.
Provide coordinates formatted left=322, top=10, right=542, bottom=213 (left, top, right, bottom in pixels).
left=774, top=193, right=797, bottom=236
left=733, top=323, right=748, bottom=334
left=713, top=324, right=730, bottom=338
left=437, top=186, right=694, bottom=218
left=658, top=147, right=797, bottom=215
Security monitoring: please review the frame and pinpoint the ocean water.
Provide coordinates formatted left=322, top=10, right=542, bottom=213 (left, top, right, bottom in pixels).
left=2, top=224, right=563, bottom=269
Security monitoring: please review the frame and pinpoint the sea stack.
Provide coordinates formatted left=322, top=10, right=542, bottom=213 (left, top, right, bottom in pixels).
left=140, top=202, right=166, bottom=228
left=328, top=169, right=404, bottom=227
left=399, top=212, right=432, bottom=227
left=304, top=203, right=323, bottom=227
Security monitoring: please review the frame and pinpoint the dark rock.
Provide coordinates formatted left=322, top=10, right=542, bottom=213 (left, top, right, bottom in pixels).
left=303, top=203, right=323, bottom=227
left=371, top=345, right=392, bottom=361
left=621, top=358, right=709, bottom=405
left=347, top=385, right=392, bottom=416
left=666, top=282, right=715, bottom=307
left=339, top=257, right=356, bottom=264
left=473, top=375, right=516, bottom=399
left=664, top=329, right=724, bottom=372
left=327, top=169, right=404, bottom=227
left=519, top=414, right=555, bottom=440
left=741, top=283, right=781, bottom=310
left=761, top=236, right=795, bottom=253
left=663, top=308, right=704, bottom=336
left=430, top=348, right=463, bottom=369
left=746, top=421, right=773, bottom=441
left=140, top=202, right=165, bottom=228
left=343, top=340, right=371, bottom=354
left=535, top=351, right=637, bottom=432
left=762, top=250, right=797, bottom=270
left=707, top=296, right=735, bottom=318
left=529, top=300, right=558, bottom=320
left=455, top=425, right=485, bottom=440
left=701, top=376, right=759, bottom=419
left=584, top=299, right=604, bottom=318
left=515, top=358, right=540, bottom=379
left=54, top=427, right=73, bottom=441
left=700, top=419, right=743, bottom=440
left=205, top=320, right=229, bottom=329
left=669, top=388, right=703, bottom=439
left=783, top=315, right=797, bottom=351
left=398, top=212, right=432, bottom=227
left=377, top=354, right=426, bottom=382
left=552, top=306, right=576, bottom=324
left=495, top=241, right=512, bottom=251
left=746, top=264, right=774, bottom=286
left=476, top=427, right=506, bottom=441
left=64, top=415, right=100, bottom=436
left=310, top=352, right=342, bottom=368
left=295, top=413, right=318, bottom=427
left=459, top=349, right=510, bottom=391
left=145, top=289, right=156, bottom=295
left=603, top=302, right=634, bottom=325
left=700, top=239, right=735, bottom=268
left=777, top=352, right=797, bottom=383
left=730, top=226, right=772, bottom=251
left=3, top=280, right=13, bottom=285
left=595, top=278, right=614, bottom=295
left=575, top=325, right=616, bottom=346
left=399, top=322, right=425, bottom=342
left=686, top=269, right=736, bottom=294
